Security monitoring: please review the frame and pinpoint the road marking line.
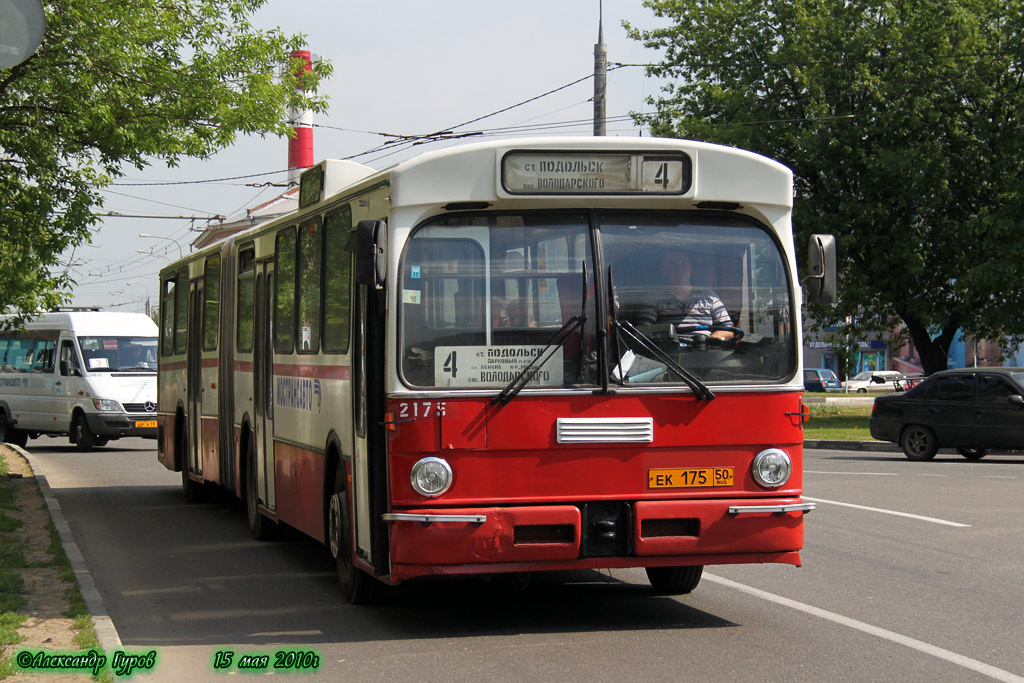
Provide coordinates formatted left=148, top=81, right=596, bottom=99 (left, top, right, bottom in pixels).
left=803, top=496, right=970, bottom=527
left=705, top=574, right=1024, bottom=683
left=806, top=470, right=897, bottom=475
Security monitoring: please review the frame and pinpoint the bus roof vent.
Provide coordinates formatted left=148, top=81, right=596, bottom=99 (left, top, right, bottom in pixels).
left=556, top=417, right=653, bottom=444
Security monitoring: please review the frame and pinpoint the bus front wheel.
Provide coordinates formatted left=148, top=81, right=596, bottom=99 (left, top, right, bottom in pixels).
left=328, top=470, right=379, bottom=605
left=646, top=565, right=703, bottom=595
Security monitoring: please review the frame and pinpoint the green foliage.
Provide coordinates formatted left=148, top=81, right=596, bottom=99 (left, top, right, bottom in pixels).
left=0, top=0, right=332, bottom=316
left=628, top=0, right=1024, bottom=373
left=804, top=404, right=874, bottom=440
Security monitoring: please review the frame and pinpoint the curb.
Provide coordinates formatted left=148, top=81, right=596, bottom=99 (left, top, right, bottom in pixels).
left=4, top=444, right=123, bottom=651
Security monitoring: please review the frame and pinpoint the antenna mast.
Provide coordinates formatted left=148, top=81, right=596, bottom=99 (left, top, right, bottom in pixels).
left=593, top=0, right=607, bottom=136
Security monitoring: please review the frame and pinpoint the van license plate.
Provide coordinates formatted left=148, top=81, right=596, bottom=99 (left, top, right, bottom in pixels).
left=648, top=467, right=733, bottom=488
left=135, top=420, right=157, bottom=429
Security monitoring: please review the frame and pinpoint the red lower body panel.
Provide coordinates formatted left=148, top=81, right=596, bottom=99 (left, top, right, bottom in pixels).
left=388, top=497, right=805, bottom=581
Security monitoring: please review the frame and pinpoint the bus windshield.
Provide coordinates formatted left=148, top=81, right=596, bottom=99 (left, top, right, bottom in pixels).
left=78, top=336, right=158, bottom=372
left=400, top=212, right=795, bottom=390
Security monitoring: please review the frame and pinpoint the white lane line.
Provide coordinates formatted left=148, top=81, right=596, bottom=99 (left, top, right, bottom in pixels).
left=806, top=470, right=897, bottom=475
left=803, top=496, right=970, bottom=527
left=705, top=573, right=1024, bottom=683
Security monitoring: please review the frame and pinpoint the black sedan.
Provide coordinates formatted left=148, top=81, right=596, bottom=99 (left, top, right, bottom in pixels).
left=869, top=367, right=1024, bottom=460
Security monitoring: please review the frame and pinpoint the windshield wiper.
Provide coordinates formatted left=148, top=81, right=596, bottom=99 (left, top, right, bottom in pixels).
left=492, top=314, right=586, bottom=406
left=606, top=268, right=715, bottom=401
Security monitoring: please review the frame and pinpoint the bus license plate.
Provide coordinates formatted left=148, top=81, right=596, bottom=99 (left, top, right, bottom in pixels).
left=648, top=467, right=733, bottom=489
left=135, top=420, right=157, bottom=429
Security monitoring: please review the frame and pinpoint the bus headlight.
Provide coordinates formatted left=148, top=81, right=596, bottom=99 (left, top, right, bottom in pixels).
left=92, top=398, right=123, bottom=412
left=410, top=457, right=453, bottom=497
left=751, top=449, right=792, bottom=488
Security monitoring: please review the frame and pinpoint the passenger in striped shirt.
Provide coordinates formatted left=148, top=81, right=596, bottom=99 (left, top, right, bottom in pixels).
left=634, top=250, right=735, bottom=341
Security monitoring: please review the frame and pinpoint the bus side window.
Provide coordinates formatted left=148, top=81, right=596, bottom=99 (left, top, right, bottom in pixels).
left=173, top=267, right=188, bottom=355
left=237, top=246, right=256, bottom=353
left=275, top=226, right=298, bottom=354
left=202, top=253, right=221, bottom=352
left=322, top=207, right=352, bottom=354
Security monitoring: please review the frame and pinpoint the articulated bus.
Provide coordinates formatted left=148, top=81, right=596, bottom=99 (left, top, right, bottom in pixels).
left=156, top=137, right=836, bottom=603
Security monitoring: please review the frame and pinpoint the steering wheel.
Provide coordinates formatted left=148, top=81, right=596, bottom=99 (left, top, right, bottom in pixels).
left=675, top=324, right=745, bottom=348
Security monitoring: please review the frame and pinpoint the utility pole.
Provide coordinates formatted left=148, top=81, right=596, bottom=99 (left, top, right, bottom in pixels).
left=593, top=0, right=607, bottom=136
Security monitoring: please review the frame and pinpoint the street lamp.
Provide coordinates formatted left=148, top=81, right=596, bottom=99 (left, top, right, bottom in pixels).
left=139, top=233, right=183, bottom=260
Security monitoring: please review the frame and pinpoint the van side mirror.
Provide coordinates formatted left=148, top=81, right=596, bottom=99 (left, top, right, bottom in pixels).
left=59, top=359, right=69, bottom=376
left=805, top=234, right=837, bottom=304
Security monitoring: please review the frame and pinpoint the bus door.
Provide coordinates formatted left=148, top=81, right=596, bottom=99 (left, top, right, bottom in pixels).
left=253, top=264, right=277, bottom=513
left=186, top=281, right=203, bottom=479
left=350, top=219, right=391, bottom=573
left=351, top=284, right=372, bottom=562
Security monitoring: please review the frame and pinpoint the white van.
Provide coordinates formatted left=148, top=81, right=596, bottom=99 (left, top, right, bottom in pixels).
left=0, top=309, right=158, bottom=450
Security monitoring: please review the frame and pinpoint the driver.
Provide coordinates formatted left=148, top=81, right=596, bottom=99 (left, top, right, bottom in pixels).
left=634, top=250, right=735, bottom=341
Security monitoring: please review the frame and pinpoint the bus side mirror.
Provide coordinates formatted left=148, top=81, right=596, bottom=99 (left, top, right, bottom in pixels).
left=59, top=359, right=69, bottom=376
left=350, top=219, right=388, bottom=291
left=805, top=234, right=837, bottom=304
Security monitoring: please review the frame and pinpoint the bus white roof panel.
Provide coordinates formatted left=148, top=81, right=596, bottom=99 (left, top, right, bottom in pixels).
left=383, top=137, right=793, bottom=209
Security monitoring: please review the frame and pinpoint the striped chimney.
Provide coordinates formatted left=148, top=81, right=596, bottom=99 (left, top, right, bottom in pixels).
left=287, top=50, right=314, bottom=186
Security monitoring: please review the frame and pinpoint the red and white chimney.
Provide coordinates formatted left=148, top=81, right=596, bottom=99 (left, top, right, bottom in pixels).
left=287, top=50, right=314, bottom=186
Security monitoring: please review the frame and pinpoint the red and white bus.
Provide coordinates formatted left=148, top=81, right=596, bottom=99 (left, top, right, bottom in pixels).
left=156, top=137, right=836, bottom=603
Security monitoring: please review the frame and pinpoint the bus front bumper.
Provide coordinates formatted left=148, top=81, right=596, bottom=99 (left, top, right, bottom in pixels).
left=384, top=497, right=809, bottom=581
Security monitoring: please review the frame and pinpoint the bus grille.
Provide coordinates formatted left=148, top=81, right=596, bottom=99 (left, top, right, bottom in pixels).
left=556, top=417, right=653, bottom=443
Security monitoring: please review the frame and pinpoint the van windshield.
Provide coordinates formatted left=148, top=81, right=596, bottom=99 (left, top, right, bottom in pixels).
left=78, top=336, right=157, bottom=372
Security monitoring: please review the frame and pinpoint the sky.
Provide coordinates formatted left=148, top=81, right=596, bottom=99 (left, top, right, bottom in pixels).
left=65, top=0, right=671, bottom=313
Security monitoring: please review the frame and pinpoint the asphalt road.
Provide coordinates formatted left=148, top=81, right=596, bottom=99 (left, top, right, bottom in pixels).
left=22, top=436, right=1024, bottom=683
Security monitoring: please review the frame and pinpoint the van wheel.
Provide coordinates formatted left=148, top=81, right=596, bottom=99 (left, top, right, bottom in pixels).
left=0, top=413, right=28, bottom=448
left=73, top=414, right=96, bottom=451
left=328, top=469, right=379, bottom=604
left=646, top=565, right=703, bottom=595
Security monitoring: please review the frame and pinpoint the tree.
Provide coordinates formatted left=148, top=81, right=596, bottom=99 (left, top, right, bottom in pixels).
left=0, top=0, right=331, bottom=322
left=627, top=0, right=1024, bottom=374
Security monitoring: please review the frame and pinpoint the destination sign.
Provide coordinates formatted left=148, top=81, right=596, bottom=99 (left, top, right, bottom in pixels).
left=502, top=151, right=691, bottom=195
left=434, top=345, right=563, bottom=387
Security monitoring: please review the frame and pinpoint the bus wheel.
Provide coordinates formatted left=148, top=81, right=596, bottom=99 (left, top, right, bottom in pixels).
left=328, top=470, right=378, bottom=605
left=646, top=565, right=703, bottom=595
left=73, top=414, right=96, bottom=452
left=900, top=425, right=938, bottom=461
left=245, top=439, right=274, bottom=540
left=0, top=413, right=27, bottom=448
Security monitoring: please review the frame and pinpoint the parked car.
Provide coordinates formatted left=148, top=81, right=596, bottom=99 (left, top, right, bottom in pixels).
left=804, top=368, right=842, bottom=392
left=869, top=367, right=1024, bottom=460
left=844, top=370, right=904, bottom=393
